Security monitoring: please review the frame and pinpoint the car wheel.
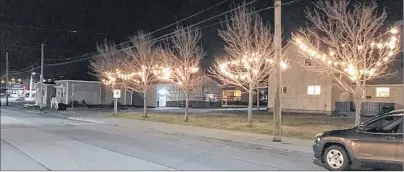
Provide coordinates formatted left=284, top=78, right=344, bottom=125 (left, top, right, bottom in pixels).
left=323, top=145, right=351, bottom=171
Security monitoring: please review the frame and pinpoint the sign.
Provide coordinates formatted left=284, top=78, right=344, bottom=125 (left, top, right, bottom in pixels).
left=10, top=84, right=24, bottom=89
left=113, top=89, right=121, bottom=98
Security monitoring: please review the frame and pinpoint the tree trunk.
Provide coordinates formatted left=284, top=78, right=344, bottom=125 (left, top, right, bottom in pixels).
left=184, top=93, right=189, bottom=122
left=256, top=89, right=260, bottom=111
left=143, top=92, right=148, bottom=118
left=248, top=89, right=253, bottom=126
left=354, top=98, right=362, bottom=126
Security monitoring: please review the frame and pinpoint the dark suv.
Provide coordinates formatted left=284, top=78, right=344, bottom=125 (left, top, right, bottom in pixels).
left=313, top=110, right=403, bottom=171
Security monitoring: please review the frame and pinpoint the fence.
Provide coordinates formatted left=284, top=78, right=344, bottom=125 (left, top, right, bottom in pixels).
left=335, top=101, right=396, bottom=116
left=164, top=96, right=267, bottom=108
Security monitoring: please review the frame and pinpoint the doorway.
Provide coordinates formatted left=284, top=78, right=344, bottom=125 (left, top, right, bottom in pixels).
left=158, top=94, right=166, bottom=107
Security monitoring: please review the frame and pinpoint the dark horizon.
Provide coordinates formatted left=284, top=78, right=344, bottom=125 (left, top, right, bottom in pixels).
left=0, top=0, right=402, bottom=82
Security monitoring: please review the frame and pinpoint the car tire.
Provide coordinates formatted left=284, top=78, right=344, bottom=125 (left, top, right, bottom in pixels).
left=323, top=145, right=351, bottom=171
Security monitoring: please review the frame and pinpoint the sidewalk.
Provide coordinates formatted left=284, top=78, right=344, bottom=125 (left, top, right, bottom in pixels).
left=97, top=117, right=314, bottom=153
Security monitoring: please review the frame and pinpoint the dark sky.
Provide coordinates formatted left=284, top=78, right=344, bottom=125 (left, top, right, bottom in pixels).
left=0, top=0, right=402, bottom=81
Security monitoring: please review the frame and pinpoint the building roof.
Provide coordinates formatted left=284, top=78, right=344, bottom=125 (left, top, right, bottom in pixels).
left=55, top=80, right=101, bottom=84
left=366, top=56, right=403, bottom=85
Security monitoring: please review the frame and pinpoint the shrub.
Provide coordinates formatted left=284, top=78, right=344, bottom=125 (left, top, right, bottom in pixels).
left=81, top=99, right=87, bottom=107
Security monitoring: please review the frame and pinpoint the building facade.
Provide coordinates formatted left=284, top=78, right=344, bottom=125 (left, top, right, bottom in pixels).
left=268, top=42, right=403, bottom=115
left=153, top=77, right=223, bottom=108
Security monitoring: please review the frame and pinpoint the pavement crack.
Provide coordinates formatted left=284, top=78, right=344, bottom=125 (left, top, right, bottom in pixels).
left=1, top=139, right=51, bottom=171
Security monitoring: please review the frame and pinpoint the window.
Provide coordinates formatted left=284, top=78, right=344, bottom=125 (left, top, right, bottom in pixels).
left=376, top=87, right=390, bottom=97
left=363, top=116, right=402, bottom=134
left=304, top=59, right=312, bottom=66
left=307, top=85, right=321, bottom=95
left=281, top=86, right=287, bottom=93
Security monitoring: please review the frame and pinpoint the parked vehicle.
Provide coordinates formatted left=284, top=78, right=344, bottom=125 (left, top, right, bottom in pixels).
left=313, top=110, right=403, bottom=171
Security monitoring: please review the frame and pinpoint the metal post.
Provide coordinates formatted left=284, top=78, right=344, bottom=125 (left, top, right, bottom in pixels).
left=257, top=89, right=260, bottom=111
left=114, top=98, right=118, bottom=115
left=29, top=67, right=34, bottom=98
left=40, top=43, right=44, bottom=109
left=273, top=0, right=282, bottom=142
left=71, top=82, right=74, bottom=109
left=5, top=52, right=9, bottom=106
left=5, top=52, right=8, bottom=89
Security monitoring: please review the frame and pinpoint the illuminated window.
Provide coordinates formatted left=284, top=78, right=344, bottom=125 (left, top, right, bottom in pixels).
left=307, top=85, right=321, bottom=95
left=375, top=87, right=390, bottom=97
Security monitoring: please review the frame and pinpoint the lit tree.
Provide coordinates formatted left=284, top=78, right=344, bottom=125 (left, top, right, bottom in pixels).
left=90, top=41, right=127, bottom=91
left=120, top=31, right=161, bottom=118
left=160, top=26, right=205, bottom=122
left=294, top=0, right=400, bottom=126
left=209, top=5, right=286, bottom=126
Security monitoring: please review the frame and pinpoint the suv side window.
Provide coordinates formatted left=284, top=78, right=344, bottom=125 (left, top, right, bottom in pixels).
left=397, top=118, right=403, bottom=134
left=364, top=116, right=403, bottom=134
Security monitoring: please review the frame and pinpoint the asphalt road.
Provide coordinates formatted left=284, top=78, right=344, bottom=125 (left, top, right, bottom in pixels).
left=1, top=107, right=324, bottom=171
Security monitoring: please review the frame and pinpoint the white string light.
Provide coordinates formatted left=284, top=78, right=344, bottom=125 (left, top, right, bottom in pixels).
left=294, top=27, right=400, bottom=81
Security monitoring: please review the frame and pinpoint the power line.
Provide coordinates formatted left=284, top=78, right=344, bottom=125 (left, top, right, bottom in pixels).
left=44, top=0, right=261, bottom=66
left=0, top=44, right=85, bottom=53
left=149, top=0, right=229, bottom=35
left=104, top=0, right=238, bottom=53
left=26, top=0, right=232, bottom=66
left=43, top=0, right=302, bottom=67
left=9, top=63, right=38, bottom=73
left=0, top=23, right=105, bottom=35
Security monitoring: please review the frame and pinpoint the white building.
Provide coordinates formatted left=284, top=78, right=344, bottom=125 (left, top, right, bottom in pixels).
left=268, top=42, right=403, bottom=115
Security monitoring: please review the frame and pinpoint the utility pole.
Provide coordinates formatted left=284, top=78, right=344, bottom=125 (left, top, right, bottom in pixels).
left=272, top=0, right=282, bottom=142
left=5, top=52, right=9, bottom=106
left=29, top=66, right=34, bottom=98
left=71, top=83, right=74, bottom=109
left=40, top=43, right=44, bottom=109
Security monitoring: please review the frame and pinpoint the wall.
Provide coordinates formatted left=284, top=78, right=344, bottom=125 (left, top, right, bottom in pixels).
left=331, top=85, right=352, bottom=111
left=130, top=85, right=158, bottom=107
left=101, top=85, right=133, bottom=105
left=268, top=43, right=333, bottom=113
left=161, top=77, right=223, bottom=108
left=363, top=85, right=403, bottom=109
left=63, top=81, right=101, bottom=105
left=34, top=83, right=55, bottom=107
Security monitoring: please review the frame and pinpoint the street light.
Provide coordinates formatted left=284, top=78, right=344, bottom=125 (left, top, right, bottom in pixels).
left=18, top=78, right=21, bottom=82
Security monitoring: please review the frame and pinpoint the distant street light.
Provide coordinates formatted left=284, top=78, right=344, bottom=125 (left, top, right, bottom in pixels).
left=1, top=80, right=4, bottom=83
left=18, top=78, right=21, bottom=82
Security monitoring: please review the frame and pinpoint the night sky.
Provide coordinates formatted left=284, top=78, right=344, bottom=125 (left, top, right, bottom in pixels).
left=0, top=0, right=402, bottom=81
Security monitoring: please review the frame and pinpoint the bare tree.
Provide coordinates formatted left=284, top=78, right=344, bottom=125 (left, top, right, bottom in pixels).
left=121, top=31, right=160, bottom=118
left=294, top=0, right=400, bottom=126
left=90, top=41, right=127, bottom=91
left=209, top=5, right=281, bottom=126
left=159, top=26, right=205, bottom=122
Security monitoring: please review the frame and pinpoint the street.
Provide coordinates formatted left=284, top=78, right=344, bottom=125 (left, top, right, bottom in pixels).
left=0, top=107, right=323, bottom=171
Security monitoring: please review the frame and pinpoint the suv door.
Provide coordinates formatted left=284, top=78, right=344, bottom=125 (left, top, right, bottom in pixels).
left=351, top=115, right=402, bottom=163
left=397, top=118, right=403, bottom=163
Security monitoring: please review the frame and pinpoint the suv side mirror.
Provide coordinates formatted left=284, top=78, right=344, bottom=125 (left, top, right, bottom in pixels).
left=357, top=125, right=365, bottom=132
